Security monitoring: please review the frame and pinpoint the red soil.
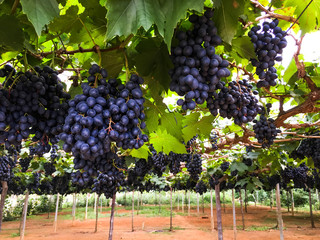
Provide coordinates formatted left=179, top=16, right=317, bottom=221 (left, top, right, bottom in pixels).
left=1, top=205, right=320, bottom=240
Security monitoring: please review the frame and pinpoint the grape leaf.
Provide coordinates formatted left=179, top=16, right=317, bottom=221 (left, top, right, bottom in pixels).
left=134, top=38, right=173, bottom=93
left=232, top=36, right=256, bottom=60
left=159, top=0, right=205, bottom=50
left=100, top=49, right=124, bottom=78
left=213, top=0, right=245, bottom=44
left=20, top=0, right=60, bottom=36
left=150, top=128, right=186, bottom=154
left=182, top=115, right=214, bottom=142
left=129, top=145, right=150, bottom=159
left=285, top=0, right=320, bottom=35
left=49, top=6, right=82, bottom=34
left=105, top=0, right=165, bottom=40
left=0, top=15, right=24, bottom=51
left=144, top=101, right=160, bottom=133
left=68, top=85, right=82, bottom=99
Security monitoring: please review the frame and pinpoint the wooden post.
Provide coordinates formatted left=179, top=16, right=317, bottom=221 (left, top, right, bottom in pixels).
left=53, top=193, right=59, bottom=233
left=239, top=190, right=245, bottom=230
left=215, top=184, right=223, bottom=240
left=137, top=192, right=140, bottom=215
left=256, top=191, right=259, bottom=206
left=188, top=191, right=191, bottom=216
left=291, top=189, right=294, bottom=216
left=210, top=189, right=215, bottom=232
left=94, top=195, right=100, bottom=233
left=197, top=193, right=199, bottom=214
left=170, top=188, right=173, bottom=231
left=72, top=193, right=76, bottom=224
left=140, top=192, right=143, bottom=207
left=47, top=195, right=51, bottom=219
left=100, top=195, right=103, bottom=213
left=244, top=189, right=247, bottom=213
left=124, top=191, right=127, bottom=207
left=131, top=191, right=134, bottom=232
left=181, top=192, right=184, bottom=212
left=20, top=190, right=29, bottom=240
left=158, top=191, right=161, bottom=214
left=0, top=181, right=8, bottom=232
left=232, top=189, right=237, bottom=240
left=108, top=193, right=116, bottom=240
left=94, top=193, right=97, bottom=213
left=276, top=184, right=284, bottom=240
left=85, top=193, right=89, bottom=220
left=308, top=189, right=315, bottom=228
left=223, top=191, right=226, bottom=213
left=286, top=191, right=290, bottom=212
left=202, top=194, right=204, bottom=214
left=271, top=190, right=274, bottom=210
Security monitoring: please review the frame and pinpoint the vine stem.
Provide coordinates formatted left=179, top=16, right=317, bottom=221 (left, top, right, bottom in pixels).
left=285, top=0, right=314, bottom=34
left=78, top=17, right=102, bottom=65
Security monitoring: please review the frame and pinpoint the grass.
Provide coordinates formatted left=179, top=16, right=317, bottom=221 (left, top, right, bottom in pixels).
left=9, top=232, right=20, bottom=238
left=245, top=226, right=271, bottom=231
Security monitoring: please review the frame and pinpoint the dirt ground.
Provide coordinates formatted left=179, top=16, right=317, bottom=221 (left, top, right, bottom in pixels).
left=1, top=205, right=320, bottom=240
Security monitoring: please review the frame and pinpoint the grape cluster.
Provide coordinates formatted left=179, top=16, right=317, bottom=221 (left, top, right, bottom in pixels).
left=186, top=154, right=202, bottom=180
left=207, top=80, right=263, bottom=125
left=0, top=155, right=16, bottom=182
left=248, top=19, right=287, bottom=87
left=253, top=104, right=280, bottom=148
left=242, top=157, right=253, bottom=167
left=167, top=151, right=182, bottom=174
left=71, top=170, right=92, bottom=187
left=149, top=151, right=168, bottom=177
left=0, top=65, right=70, bottom=153
left=195, top=180, right=207, bottom=195
left=27, top=172, right=41, bottom=194
left=43, top=161, right=56, bottom=176
left=92, top=154, right=126, bottom=198
left=186, top=135, right=197, bottom=153
left=220, top=161, right=230, bottom=172
left=210, top=132, right=219, bottom=150
left=267, top=174, right=280, bottom=189
left=292, top=163, right=309, bottom=189
left=291, top=135, right=320, bottom=169
left=19, top=156, right=32, bottom=172
left=61, top=64, right=148, bottom=174
left=170, top=10, right=230, bottom=111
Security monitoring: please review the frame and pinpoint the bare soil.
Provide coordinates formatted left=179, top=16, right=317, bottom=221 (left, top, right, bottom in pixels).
left=1, top=205, right=320, bottom=240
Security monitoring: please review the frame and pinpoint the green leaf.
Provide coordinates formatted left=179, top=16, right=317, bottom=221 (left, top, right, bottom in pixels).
left=144, top=101, right=160, bottom=133
left=0, top=15, right=24, bottom=51
left=101, top=49, right=124, bottom=78
left=159, top=0, right=205, bottom=50
left=49, top=6, right=81, bottom=34
left=129, top=145, right=150, bottom=159
left=150, top=128, right=186, bottom=154
left=135, top=38, right=173, bottom=94
left=0, top=0, right=4, bottom=4
left=68, top=85, right=82, bottom=99
left=285, top=0, right=320, bottom=35
left=105, top=0, right=165, bottom=40
left=213, top=0, right=245, bottom=44
left=20, top=0, right=60, bottom=36
left=232, top=36, right=256, bottom=60
left=182, top=115, right=214, bottom=142
left=230, top=162, right=248, bottom=173
left=283, top=58, right=297, bottom=84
